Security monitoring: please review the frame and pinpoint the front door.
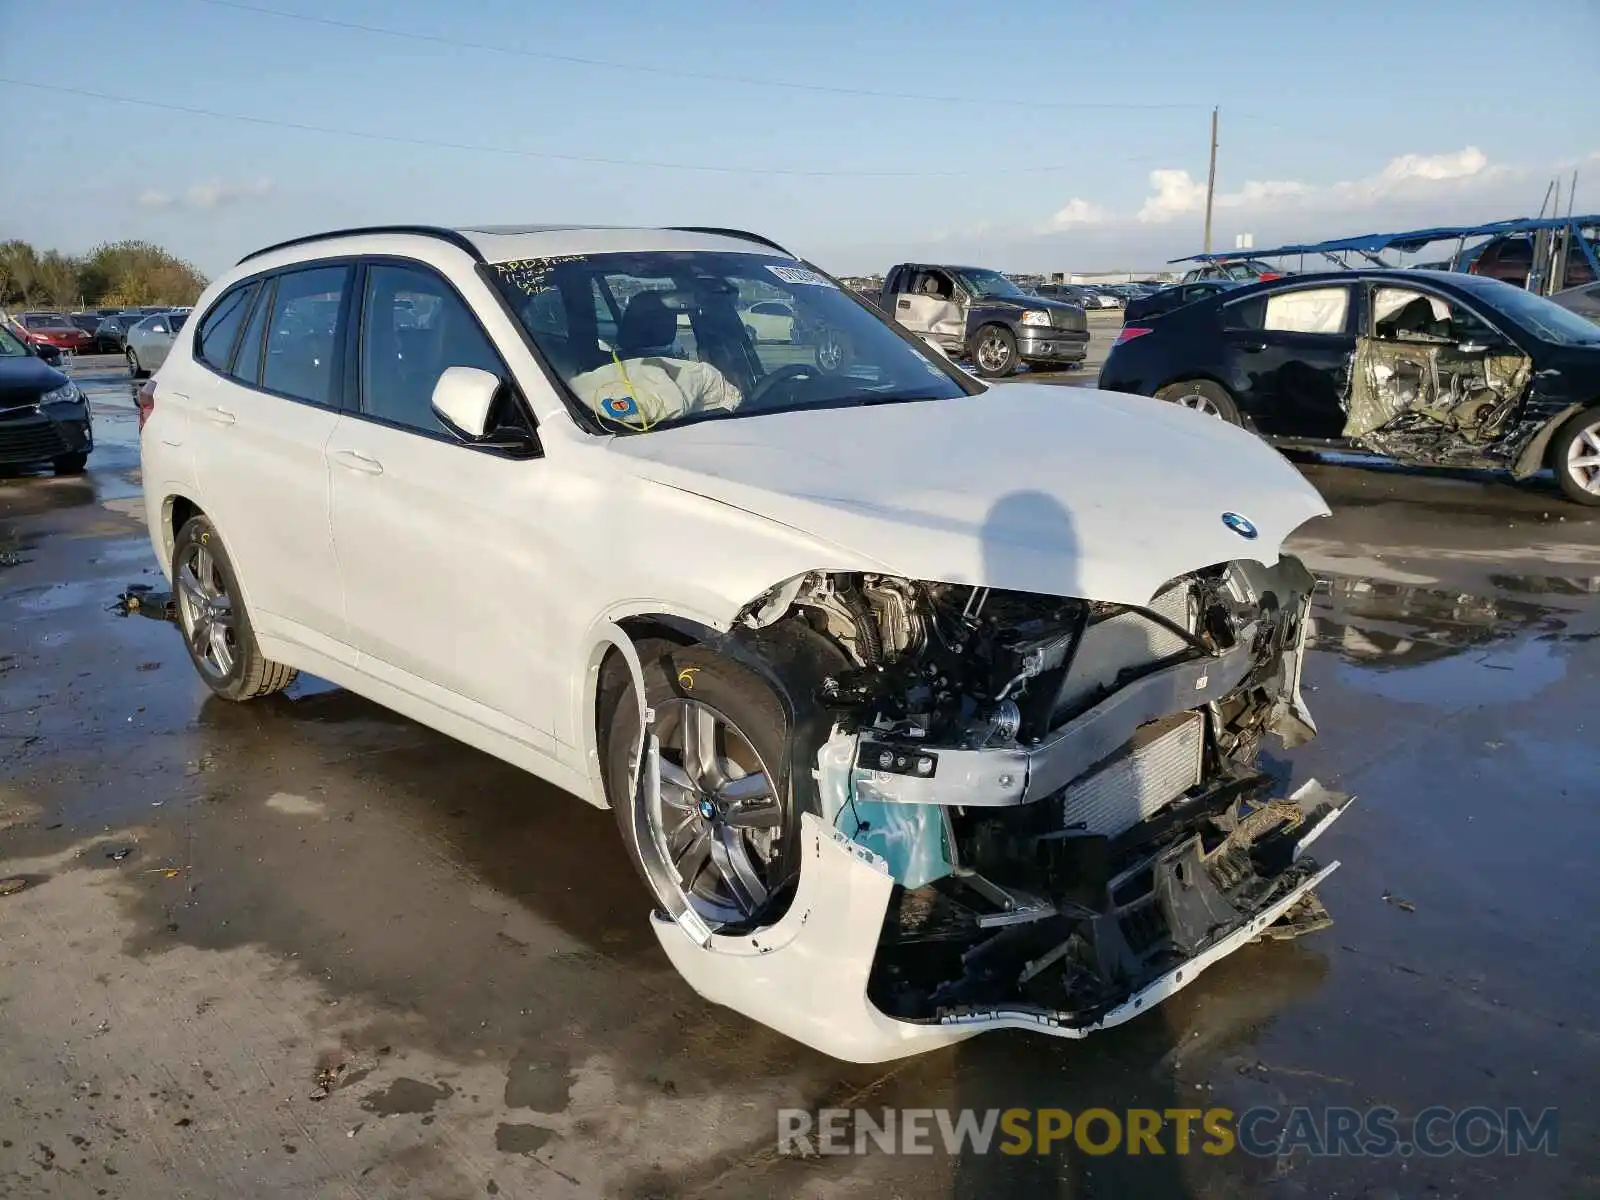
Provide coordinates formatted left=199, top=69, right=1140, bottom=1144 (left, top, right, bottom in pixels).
left=327, top=259, right=559, bottom=756
left=1220, top=284, right=1355, bottom=438
left=891, top=269, right=966, bottom=342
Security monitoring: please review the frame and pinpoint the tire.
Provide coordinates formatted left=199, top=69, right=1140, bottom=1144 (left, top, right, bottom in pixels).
left=127, top=347, right=146, bottom=379
left=1156, top=379, right=1242, bottom=424
left=171, top=515, right=297, bottom=701
left=813, top=328, right=852, bottom=374
left=52, top=452, right=88, bottom=475
left=971, top=324, right=1017, bottom=378
left=1548, top=405, right=1600, bottom=506
left=604, top=644, right=802, bottom=930
left=743, top=323, right=759, bottom=344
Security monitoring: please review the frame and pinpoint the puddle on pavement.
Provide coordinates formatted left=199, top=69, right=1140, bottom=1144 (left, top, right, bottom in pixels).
left=1307, top=568, right=1597, bottom=710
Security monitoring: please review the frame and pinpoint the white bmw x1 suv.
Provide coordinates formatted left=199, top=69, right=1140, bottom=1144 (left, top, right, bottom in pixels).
left=139, top=224, right=1350, bottom=1063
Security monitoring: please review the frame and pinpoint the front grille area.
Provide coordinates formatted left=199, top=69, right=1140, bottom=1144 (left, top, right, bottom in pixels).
left=1051, top=308, right=1088, bottom=333
left=1053, top=579, right=1197, bottom=716
left=1059, top=711, right=1204, bottom=837
left=0, top=420, right=70, bottom=464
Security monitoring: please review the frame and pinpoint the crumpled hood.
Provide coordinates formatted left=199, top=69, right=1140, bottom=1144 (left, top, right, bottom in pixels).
left=606, top=385, right=1329, bottom=605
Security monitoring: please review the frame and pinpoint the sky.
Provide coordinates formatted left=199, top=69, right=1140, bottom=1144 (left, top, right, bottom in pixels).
left=1, top=0, right=1597, bottom=279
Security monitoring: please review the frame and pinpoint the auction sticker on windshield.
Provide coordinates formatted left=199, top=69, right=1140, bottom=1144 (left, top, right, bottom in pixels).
left=766, top=265, right=837, bottom=288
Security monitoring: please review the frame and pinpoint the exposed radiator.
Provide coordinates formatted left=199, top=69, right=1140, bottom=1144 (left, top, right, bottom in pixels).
left=1054, top=580, right=1196, bottom=715
left=1059, top=711, right=1204, bottom=837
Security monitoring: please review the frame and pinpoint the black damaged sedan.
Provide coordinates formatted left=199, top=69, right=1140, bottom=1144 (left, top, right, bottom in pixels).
left=0, top=322, right=92, bottom=475
left=1100, top=269, right=1600, bottom=504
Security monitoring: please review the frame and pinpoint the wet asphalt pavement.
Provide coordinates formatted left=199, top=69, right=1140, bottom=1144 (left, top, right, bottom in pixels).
left=2, top=350, right=1598, bottom=1199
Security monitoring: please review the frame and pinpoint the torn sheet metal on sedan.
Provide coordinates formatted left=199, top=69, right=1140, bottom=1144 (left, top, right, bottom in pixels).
left=653, top=553, right=1352, bottom=1062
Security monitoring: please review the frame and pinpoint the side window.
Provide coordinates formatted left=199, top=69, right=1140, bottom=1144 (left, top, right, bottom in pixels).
left=1222, top=295, right=1265, bottom=330
left=261, top=266, right=348, bottom=406
left=1372, top=286, right=1496, bottom=343
left=233, top=281, right=273, bottom=385
left=195, top=282, right=257, bottom=371
left=1262, top=286, right=1349, bottom=334
left=359, top=262, right=506, bottom=435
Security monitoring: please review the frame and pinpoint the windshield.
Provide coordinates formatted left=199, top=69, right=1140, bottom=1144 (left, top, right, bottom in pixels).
left=488, top=250, right=974, bottom=435
left=1461, top=277, right=1600, bottom=346
left=0, top=325, right=28, bottom=356
left=951, top=268, right=1031, bottom=300
left=22, top=314, right=72, bottom=330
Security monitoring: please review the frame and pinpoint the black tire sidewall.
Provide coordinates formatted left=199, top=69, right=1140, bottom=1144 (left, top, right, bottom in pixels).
left=171, top=517, right=266, bottom=699
left=605, top=645, right=802, bottom=920
left=1550, top=406, right=1600, bottom=505
left=972, top=325, right=1017, bottom=378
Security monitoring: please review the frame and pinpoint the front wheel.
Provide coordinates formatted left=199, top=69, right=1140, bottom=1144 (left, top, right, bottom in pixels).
left=52, top=452, right=88, bottom=475
left=971, top=325, right=1017, bottom=378
left=605, top=645, right=798, bottom=930
left=171, top=516, right=298, bottom=700
left=1156, top=379, right=1243, bottom=424
left=1549, top=406, right=1600, bottom=505
left=127, top=347, right=146, bottom=379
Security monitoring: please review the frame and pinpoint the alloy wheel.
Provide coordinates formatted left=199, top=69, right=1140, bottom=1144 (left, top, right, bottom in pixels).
left=1173, top=390, right=1223, bottom=418
left=645, top=697, right=784, bottom=926
left=815, top=330, right=846, bottom=372
left=976, top=332, right=1011, bottom=373
left=1567, top=420, right=1600, bottom=496
left=175, top=542, right=237, bottom=679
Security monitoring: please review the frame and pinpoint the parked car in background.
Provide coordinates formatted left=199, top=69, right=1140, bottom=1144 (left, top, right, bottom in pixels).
left=880, top=262, right=1088, bottom=376
left=0, top=320, right=93, bottom=473
left=1467, top=234, right=1597, bottom=291
left=15, top=312, right=92, bottom=353
left=93, top=310, right=154, bottom=353
left=1551, top=281, right=1600, bottom=324
left=124, top=310, right=189, bottom=378
left=139, top=223, right=1346, bottom=1062
left=1180, top=259, right=1284, bottom=284
left=1101, top=269, right=1600, bottom=504
left=1037, top=283, right=1120, bottom=310
left=1123, top=279, right=1241, bottom=322
left=739, top=299, right=795, bottom=342
left=68, top=313, right=102, bottom=339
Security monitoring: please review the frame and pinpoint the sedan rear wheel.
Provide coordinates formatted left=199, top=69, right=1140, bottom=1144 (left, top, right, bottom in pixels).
left=1550, top=407, right=1600, bottom=506
left=1156, top=379, right=1242, bottom=424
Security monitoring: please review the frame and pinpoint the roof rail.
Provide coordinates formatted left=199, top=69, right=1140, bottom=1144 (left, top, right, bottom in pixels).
left=668, top=227, right=793, bottom=256
left=236, top=225, right=486, bottom=266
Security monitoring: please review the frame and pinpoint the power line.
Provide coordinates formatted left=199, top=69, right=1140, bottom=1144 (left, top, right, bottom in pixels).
left=192, top=0, right=1209, bottom=114
left=0, top=77, right=1169, bottom=178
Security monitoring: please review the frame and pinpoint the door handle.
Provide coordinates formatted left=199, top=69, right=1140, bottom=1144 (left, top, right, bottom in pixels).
left=1239, top=341, right=1267, bottom=353
left=202, top=406, right=236, bottom=425
left=331, top=449, right=383, bottom=475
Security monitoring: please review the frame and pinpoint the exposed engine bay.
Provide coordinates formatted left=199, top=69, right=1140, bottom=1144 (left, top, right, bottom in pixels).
left=698, top=558, right=1349, bottom=1038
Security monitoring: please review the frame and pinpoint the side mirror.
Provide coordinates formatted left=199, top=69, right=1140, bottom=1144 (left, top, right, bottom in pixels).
left=37, top=344, right=63, bottom=366
left=431, top=365, right=501, bottom=439
left=150, top=325, right=166, bottom=334
left=918, top=334, right=951, bottom=361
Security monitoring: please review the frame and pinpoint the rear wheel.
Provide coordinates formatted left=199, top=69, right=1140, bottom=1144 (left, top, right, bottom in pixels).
left=972, top=325, right=1017, bottom=378
left=605, top=645, right=798, bottom=929
left=1156, top=379, right=1242, bottom=424
left=171, top=516, right=298, bottom=700
left=1549, top=406, right=1600, bottom=506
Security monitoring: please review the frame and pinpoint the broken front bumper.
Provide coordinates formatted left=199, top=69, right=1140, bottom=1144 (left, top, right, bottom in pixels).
left=654, top=791, right=1347, bottom=1063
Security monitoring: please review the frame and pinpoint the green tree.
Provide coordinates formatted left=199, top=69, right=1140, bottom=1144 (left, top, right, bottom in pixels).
left=80, top=240, right=207, bottom=307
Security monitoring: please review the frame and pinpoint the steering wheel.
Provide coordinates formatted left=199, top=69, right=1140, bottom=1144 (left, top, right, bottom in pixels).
left=743, top=362, right=821, bottom=410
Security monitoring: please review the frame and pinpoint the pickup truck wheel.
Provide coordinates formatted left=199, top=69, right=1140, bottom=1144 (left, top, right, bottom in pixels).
left=1549, top=406, right=1600, bottom=505
left=171, top=516, right=298, bottom=700
left=972, top=325, right=1017, bottom=377
left=1156, top=379, right=1242, bottom=425
left=606, top=645, right=798, bottom=929
left=813, top=328, right=852, bottom=373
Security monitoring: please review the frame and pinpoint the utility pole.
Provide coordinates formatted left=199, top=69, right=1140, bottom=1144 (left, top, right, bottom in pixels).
left=1202, top=106, right=1219, bottom=255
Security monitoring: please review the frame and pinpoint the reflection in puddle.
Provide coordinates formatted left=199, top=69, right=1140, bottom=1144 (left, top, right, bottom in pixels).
left=1306, top=571, right=1595, bottom=710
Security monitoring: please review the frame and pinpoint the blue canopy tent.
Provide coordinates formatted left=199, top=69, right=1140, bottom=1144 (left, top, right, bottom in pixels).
left=1171, top=215, right=1600, bottom=293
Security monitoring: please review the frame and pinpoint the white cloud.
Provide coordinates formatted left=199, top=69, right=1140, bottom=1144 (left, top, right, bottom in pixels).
left=1135, top=146, right=1495, bottom=225
left=1046, top=198, right=1107, bottom=228
left=136, top=179, right=275, bottom=212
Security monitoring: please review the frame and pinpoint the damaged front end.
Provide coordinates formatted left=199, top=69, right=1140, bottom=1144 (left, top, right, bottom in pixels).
left=649, top=560, right=1351, bottom=1062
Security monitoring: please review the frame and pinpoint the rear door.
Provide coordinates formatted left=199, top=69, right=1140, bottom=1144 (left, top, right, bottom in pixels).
left=1219, top=283, right=1355, bottom=437
left=327, top=258, right=559, bottom=755
left=187, top=265, right=353, bottom=662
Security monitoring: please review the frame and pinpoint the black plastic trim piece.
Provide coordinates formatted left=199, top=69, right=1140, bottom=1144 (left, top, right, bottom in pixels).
left=237, top=225, right=486, bottom=267
left=668, top=227, right=793, bottom=256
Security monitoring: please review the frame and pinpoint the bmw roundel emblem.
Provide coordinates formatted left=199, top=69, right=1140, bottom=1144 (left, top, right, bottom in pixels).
left=1221, top=512, right=1258, bottom=540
